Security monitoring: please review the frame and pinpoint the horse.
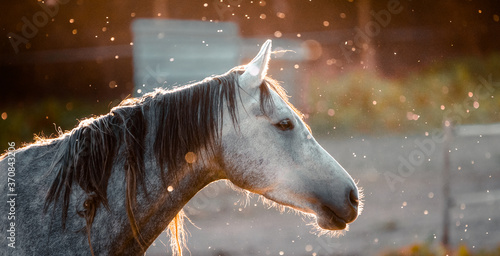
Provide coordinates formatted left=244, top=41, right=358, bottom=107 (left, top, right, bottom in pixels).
left=0, top=40, right=361, bottom=255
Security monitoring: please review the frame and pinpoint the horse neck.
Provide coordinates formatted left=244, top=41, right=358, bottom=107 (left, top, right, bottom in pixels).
left=108, top=125, right=223, bottom=254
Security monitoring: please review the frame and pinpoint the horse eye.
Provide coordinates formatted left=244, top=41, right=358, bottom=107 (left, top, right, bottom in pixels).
left=275, top=118, right=294, bottom=131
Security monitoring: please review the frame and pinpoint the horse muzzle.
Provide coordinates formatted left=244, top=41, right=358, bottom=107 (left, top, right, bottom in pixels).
left=313, top=183, right=360, bottom=230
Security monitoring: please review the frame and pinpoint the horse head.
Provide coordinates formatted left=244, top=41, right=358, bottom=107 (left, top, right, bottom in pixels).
left=220, top=40, right=361, bottom=233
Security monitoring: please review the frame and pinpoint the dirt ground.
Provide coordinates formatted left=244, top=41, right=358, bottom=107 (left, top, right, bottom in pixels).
left=146, top=133, right=500, bottom=256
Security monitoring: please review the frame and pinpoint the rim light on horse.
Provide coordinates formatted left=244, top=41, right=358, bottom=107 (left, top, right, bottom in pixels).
left=0, top=40, right=361, bottom=255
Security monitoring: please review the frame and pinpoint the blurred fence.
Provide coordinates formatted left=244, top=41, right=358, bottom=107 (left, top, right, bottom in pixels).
left=131, top=19, right=309, bottom=107
left=442, top=122, right=500, bottom=245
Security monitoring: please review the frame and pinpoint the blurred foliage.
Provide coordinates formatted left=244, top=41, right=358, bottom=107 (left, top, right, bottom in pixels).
left=307, top=53, right=500, bottom=136
left=381, top=242, right=500, bottom=256
left=0, top=98, right=117, bottom=151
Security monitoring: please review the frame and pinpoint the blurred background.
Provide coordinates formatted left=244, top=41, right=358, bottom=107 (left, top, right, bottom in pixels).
left=1, top=0, right=500, bottom=255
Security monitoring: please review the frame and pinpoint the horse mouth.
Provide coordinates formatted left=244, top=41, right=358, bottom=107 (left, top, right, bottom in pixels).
left=315, top=205, right=347, bottom=230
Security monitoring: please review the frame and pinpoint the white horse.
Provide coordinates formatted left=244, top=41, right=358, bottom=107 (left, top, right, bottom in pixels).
left=0, top=40, right=360, bottom=255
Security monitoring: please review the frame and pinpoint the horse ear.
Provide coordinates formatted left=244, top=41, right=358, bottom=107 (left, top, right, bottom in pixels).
left=239, top=39, right=272, bottom=89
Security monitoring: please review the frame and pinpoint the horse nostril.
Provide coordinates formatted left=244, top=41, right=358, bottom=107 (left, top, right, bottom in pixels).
left=349, top=188, right=359, bottom=208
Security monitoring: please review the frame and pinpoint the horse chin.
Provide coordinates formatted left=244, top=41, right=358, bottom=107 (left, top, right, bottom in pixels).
left=314, top=205, right=349, bottom=232
left=316, top=215, right=347, bottom=231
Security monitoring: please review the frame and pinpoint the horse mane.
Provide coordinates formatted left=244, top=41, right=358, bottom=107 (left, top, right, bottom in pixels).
left=42, top=67, right=303, bottom=254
